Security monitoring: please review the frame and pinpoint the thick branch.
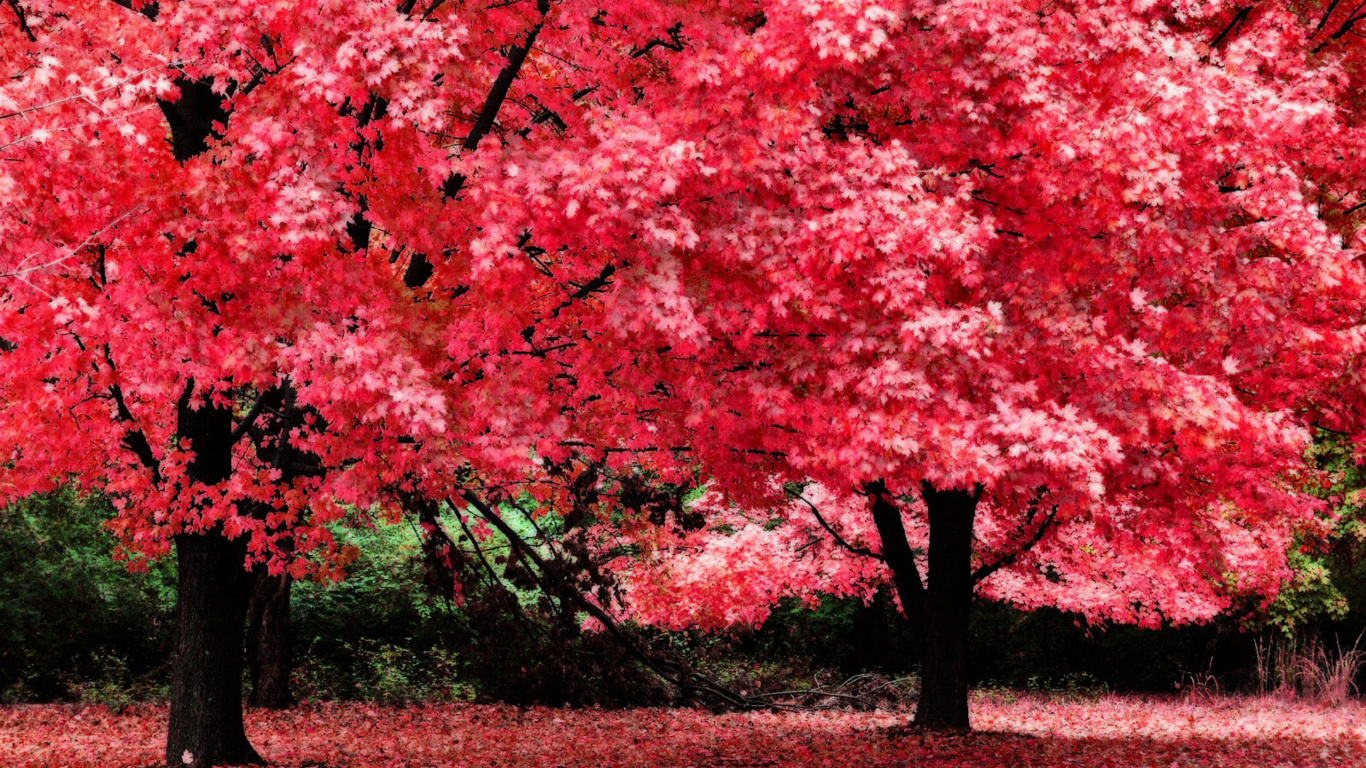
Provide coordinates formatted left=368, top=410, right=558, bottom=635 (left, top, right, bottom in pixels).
left=1208, top=5, right=1252, bottom=52
left=1317, top=0, right=1346, bottom=33
left=866, top=480, right=925, bottom=618
left=439, top=0, right=551, bottom=201
left=7, top=0, right=35, bottom=41
left=1313, top=0, right=1366, bottom=52
left=108, top=0, right=159, bottom=20
left=229, top=385, right=286, bottom=445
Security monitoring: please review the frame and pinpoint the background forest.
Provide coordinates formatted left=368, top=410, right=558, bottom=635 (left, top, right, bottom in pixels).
left=6, top=432, right=1364, bottom=710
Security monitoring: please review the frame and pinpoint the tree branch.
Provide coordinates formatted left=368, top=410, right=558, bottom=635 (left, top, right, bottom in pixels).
left=229, top=386, right=286, bottom=445
left=866, top=480, right=925, bottom=618
left=7, top=0, right=35, bottom=41
left=789, top=490, right=884, bottom=561
left=103, top=347, right=161, bottom=483
left=971, top=497, right=1058, bottom=584
left=107, top=0, right=159, bottom=20
left=439, top=0, right=551, bottom=201
left=1316, top=0, right=1346, bottom=33
left=455, top=488, right=763, bottom=710
left=1313, top=0, right=1366, bottom=52
left=1207, top=5, right=1252, bottom=53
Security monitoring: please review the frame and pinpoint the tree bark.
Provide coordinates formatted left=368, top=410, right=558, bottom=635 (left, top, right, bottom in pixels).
left=167, top=533, right=263, bottom=768
left=120, top=12, right=259, bottom=755
left=913, top=483, right=978, bottom=730
left=246, top=569, right=295, bottom=709
left=165, top=392, right=263, bottom=767
left=869, top=480, right=979, bottom=731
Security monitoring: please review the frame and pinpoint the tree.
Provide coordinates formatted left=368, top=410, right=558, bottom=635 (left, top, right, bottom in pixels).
left=570, top=1, right=1366, bottom=730
left=0, top=0, right=730, bottom=763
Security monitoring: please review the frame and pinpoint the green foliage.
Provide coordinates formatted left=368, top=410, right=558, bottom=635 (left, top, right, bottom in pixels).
left=291, top=512, right=664, bottom=707
left=0, top=488, right=175, bottom=702
left=294, top=639, right=471, bottom=703
left=11, top=483, right=1359, bottom=708
left=1267, top=551, right=1351, bottom=635
left=1266, top=433, right=1366, bottom=636
left=293, top=519, right=437, bottom=641
left=290, top=518, right=472, bottom=702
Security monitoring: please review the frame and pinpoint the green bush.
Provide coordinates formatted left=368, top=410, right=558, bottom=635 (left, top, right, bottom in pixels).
left=0, top=488, right=175, bottom=702
left=288, top=520, right=472, bottom=702
left=11, top=486, right=1359, bottom=707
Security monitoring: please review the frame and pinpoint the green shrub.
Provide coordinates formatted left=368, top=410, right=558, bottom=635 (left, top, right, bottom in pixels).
left=0, top=488, right=175, bottom=702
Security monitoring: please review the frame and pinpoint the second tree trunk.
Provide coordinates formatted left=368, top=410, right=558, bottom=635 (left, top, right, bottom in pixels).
left=913, top=484, right=977, bottom=730
left=247, top=570, right=295, bottom=709
left=870, top=481, right=979, bottom=731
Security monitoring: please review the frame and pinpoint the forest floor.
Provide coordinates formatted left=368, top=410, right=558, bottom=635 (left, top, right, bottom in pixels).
left=1, top=693, right=1364, bottom=767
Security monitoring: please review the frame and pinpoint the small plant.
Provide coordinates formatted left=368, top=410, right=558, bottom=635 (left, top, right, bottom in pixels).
left=293, top=639, right=472, bottom=703
left=66, top=651, right=136, bottom=711
left=1178, top=665, right=1222, bottom=704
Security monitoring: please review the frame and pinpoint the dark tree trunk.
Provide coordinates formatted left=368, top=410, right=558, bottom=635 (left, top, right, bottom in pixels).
left=166, top=391, right=263, bottom=767
left=868, top=480, right=979, bottom=731
left=913, top=483, right=978, bottom=730
left=244, top=387, right=312, bottom=712
left=167, top=533, right=263, bottom=768
left=246, top=569, right=295, bottom=709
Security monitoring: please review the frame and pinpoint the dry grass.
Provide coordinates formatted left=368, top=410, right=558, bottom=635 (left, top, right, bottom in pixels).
left=1254, top=635, right=1364, bottom=705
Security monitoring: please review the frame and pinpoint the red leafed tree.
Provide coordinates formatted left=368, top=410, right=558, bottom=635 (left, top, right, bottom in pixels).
left=564, top=1, right=1366, bottom=731
left=0, top=0, right=756, bottom=764
left=4, top=0, right=1366, bottom=762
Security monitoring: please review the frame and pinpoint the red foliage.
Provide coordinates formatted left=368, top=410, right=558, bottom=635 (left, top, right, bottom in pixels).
left=3, top=0, right=1366, bottom=584
left=0, top=0, right=1364, bottom=680
left=2, top=697, right=1364, bottom=768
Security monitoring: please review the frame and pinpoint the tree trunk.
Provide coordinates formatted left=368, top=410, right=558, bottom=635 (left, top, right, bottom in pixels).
left=166, top=391, right=263, bottom=767
left=913, top=483, right=978, bottom=730
left=167, top=533, right=263, bottom=767
left=868, top=480, right=979, bottom=731
left=246, top=569, right=295, bottom=709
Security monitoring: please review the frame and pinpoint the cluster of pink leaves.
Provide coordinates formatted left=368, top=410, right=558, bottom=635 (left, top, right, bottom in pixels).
left=596, top=486, right=888, bottom=630
left=4, top=0, right=1366, bottom=623
left=597, top=483, right=1298, bottom=628
left=2, top=697, right=1363, bottom=767
left=575, top=0, right=1366, bottom=629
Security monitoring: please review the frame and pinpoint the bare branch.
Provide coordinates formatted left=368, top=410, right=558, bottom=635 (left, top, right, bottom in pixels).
left=972, top=498, right=1059, bottom=584
left=789, top=491, right=884, bottom=561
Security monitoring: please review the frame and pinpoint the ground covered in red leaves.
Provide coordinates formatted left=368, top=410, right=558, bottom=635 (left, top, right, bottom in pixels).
left=2, top=695, right=1364, bottom=767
